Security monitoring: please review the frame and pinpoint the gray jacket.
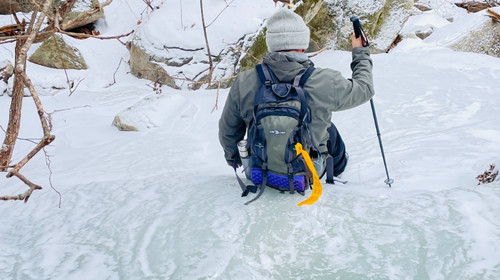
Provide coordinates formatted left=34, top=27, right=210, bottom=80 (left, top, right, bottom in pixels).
left=218, top=47, right=374, bottom=166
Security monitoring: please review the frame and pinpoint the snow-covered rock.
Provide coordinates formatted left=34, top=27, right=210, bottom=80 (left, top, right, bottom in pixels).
left=400, top=13, right=450, bottom=40
left=29, top=34, right=88, bottom=70
left=61, top=0, right=104, bottom=31
left=425, top=7, right=500, bottom=58
left=112, top=92, right=195, bottom=132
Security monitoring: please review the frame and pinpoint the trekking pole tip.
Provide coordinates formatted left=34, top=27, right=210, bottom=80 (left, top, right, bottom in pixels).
left=384, top=178, right=394, bottom=187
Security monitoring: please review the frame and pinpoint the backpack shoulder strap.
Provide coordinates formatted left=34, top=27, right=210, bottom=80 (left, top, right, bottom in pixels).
left=299, top=66, right=315, bottom=86
left=293, top=66, right=315, bottom=88
left=255, top=64, right=276, bottom=86
left=292, top=66, right=315, bottom=107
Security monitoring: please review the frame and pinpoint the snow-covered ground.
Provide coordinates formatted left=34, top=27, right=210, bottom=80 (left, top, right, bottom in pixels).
left=1, top=1, right=499, bottom=279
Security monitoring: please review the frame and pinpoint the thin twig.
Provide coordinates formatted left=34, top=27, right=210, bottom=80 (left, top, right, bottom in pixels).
left=307, top=46, right=331, bottom=58
left=68, top=78, right=84, bottom=96
left=43, top=147, right=61, bottom=208
left=62, top=68, right=84, bottom=96
left=206, top=0, right=235, bottom=28
left=0, top=38, right=17, bottom=44
left=180, top=0, right=184, bottom=29
left=164, top=45, right=204, bottom=51
left=6, top=135, right=55, bottom=178
left=211, top=80, right=221, bottom=112
left=22, top=72, right=52, bottom=135
left=105, top=57, right=123, bottom=88
left=0, top=171, right=43, bottom=203
left=142, top=0, right=154, bottom=11
left=200, top=0, right=213, bottom=87
left=59, top=29, right=134, bottom=40
left=100, top=0, right=114, bottom=8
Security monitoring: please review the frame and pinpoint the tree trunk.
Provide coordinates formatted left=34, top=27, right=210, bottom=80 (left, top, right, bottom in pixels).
left=0, top=39, right=27, bottom=171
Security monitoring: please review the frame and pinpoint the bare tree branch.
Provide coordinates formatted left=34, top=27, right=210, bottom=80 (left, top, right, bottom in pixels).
left=0, top=171, right=43, bottom=203
left=101, top=0, right=114, bottom=8
left=43, top=147, right=61, bottom=208
left=105, top=57, right=123, bottom=88
left=59, top=29, right=134, bottom=40
left=199, top=0, right=213, bottom=87
left=6, top=134, right=55, bottom=179
left=0, top=0, right=131, bottom=203
left=21, top=72, right=53, bottom=136
left=211, top=81, right=222, bottom=113
left=206, top=0, right=235, bottom=28
left=142, top=0, right=154, bottom=11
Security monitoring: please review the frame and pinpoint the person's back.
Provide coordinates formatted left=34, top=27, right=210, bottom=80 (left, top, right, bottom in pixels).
left=218, top=8, right=374, bottom=192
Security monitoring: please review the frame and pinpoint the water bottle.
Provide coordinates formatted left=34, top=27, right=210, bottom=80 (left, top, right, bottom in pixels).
left=237, top=140, right=251, bottom=180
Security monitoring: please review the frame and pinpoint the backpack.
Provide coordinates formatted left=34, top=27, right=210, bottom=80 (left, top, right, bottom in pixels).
left=238, top=63, right=320, bottom=205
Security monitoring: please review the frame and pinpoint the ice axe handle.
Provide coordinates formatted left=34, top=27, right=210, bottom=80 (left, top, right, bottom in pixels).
left=350, top=17, right=369, bottom=47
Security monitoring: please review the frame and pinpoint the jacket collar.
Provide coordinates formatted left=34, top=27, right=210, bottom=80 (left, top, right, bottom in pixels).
left=262, top=52, right=314, bottom=82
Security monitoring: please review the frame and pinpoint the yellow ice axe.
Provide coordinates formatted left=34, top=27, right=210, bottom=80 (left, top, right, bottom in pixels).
left=295, top=143, right=322, bottom=206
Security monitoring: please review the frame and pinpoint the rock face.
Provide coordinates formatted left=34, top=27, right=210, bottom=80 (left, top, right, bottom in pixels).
left=129, top=0, right=414, bottom=90
left=0, top=0, right=33, bottom=14
left=241, top=0, right=415, bottom=57
left=29, top=34, right=88, bottom=70
left=295, top=0, right=414, bottom=53
left=233, top=0, right=415, bottom=78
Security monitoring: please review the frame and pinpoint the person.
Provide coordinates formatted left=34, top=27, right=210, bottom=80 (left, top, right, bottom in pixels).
left=218, top=8, right=374, bottom=180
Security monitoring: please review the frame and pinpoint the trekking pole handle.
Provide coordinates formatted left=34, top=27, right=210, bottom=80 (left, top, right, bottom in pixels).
left=350, top=16, right=369, bottom=47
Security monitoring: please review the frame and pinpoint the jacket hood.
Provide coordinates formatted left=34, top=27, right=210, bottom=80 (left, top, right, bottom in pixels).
left=262, top=52, right=314, bottom=83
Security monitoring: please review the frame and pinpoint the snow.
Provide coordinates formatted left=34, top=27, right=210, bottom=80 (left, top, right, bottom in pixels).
left=1, top=0, right=500, bottom=279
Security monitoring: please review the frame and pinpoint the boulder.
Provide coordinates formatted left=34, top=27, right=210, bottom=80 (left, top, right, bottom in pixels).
left=29, top=34, right=88, bottom=70
left=0, top=60, right=13, bottom=96
left=1, top=59, right=13, bottom=83
left=112, top=93, right=193, bottom=131
left=399, top=13, right=451, bottom=41
left=61, top=0, right=104, bottom=31
left=128, top=42, right=179, bottom=89
left=448, top=15, right=500, bottom=57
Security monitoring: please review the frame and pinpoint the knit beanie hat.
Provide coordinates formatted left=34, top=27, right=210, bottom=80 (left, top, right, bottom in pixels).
left=265, top=8, right=310, bottom=52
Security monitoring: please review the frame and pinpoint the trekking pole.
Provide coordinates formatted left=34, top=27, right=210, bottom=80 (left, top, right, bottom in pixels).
left=350, top=16, right=394, bottom=187
left=369, top=99, right=394, bottom=187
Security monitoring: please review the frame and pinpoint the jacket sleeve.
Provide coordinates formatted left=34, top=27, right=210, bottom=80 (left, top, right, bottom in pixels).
left=332, top=46, right=374, bottom=110
left=218, top=76, right=247, bottom=167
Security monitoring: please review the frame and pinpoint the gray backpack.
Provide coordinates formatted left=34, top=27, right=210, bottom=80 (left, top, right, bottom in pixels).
left=239, top=63, right=318, bottom=204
